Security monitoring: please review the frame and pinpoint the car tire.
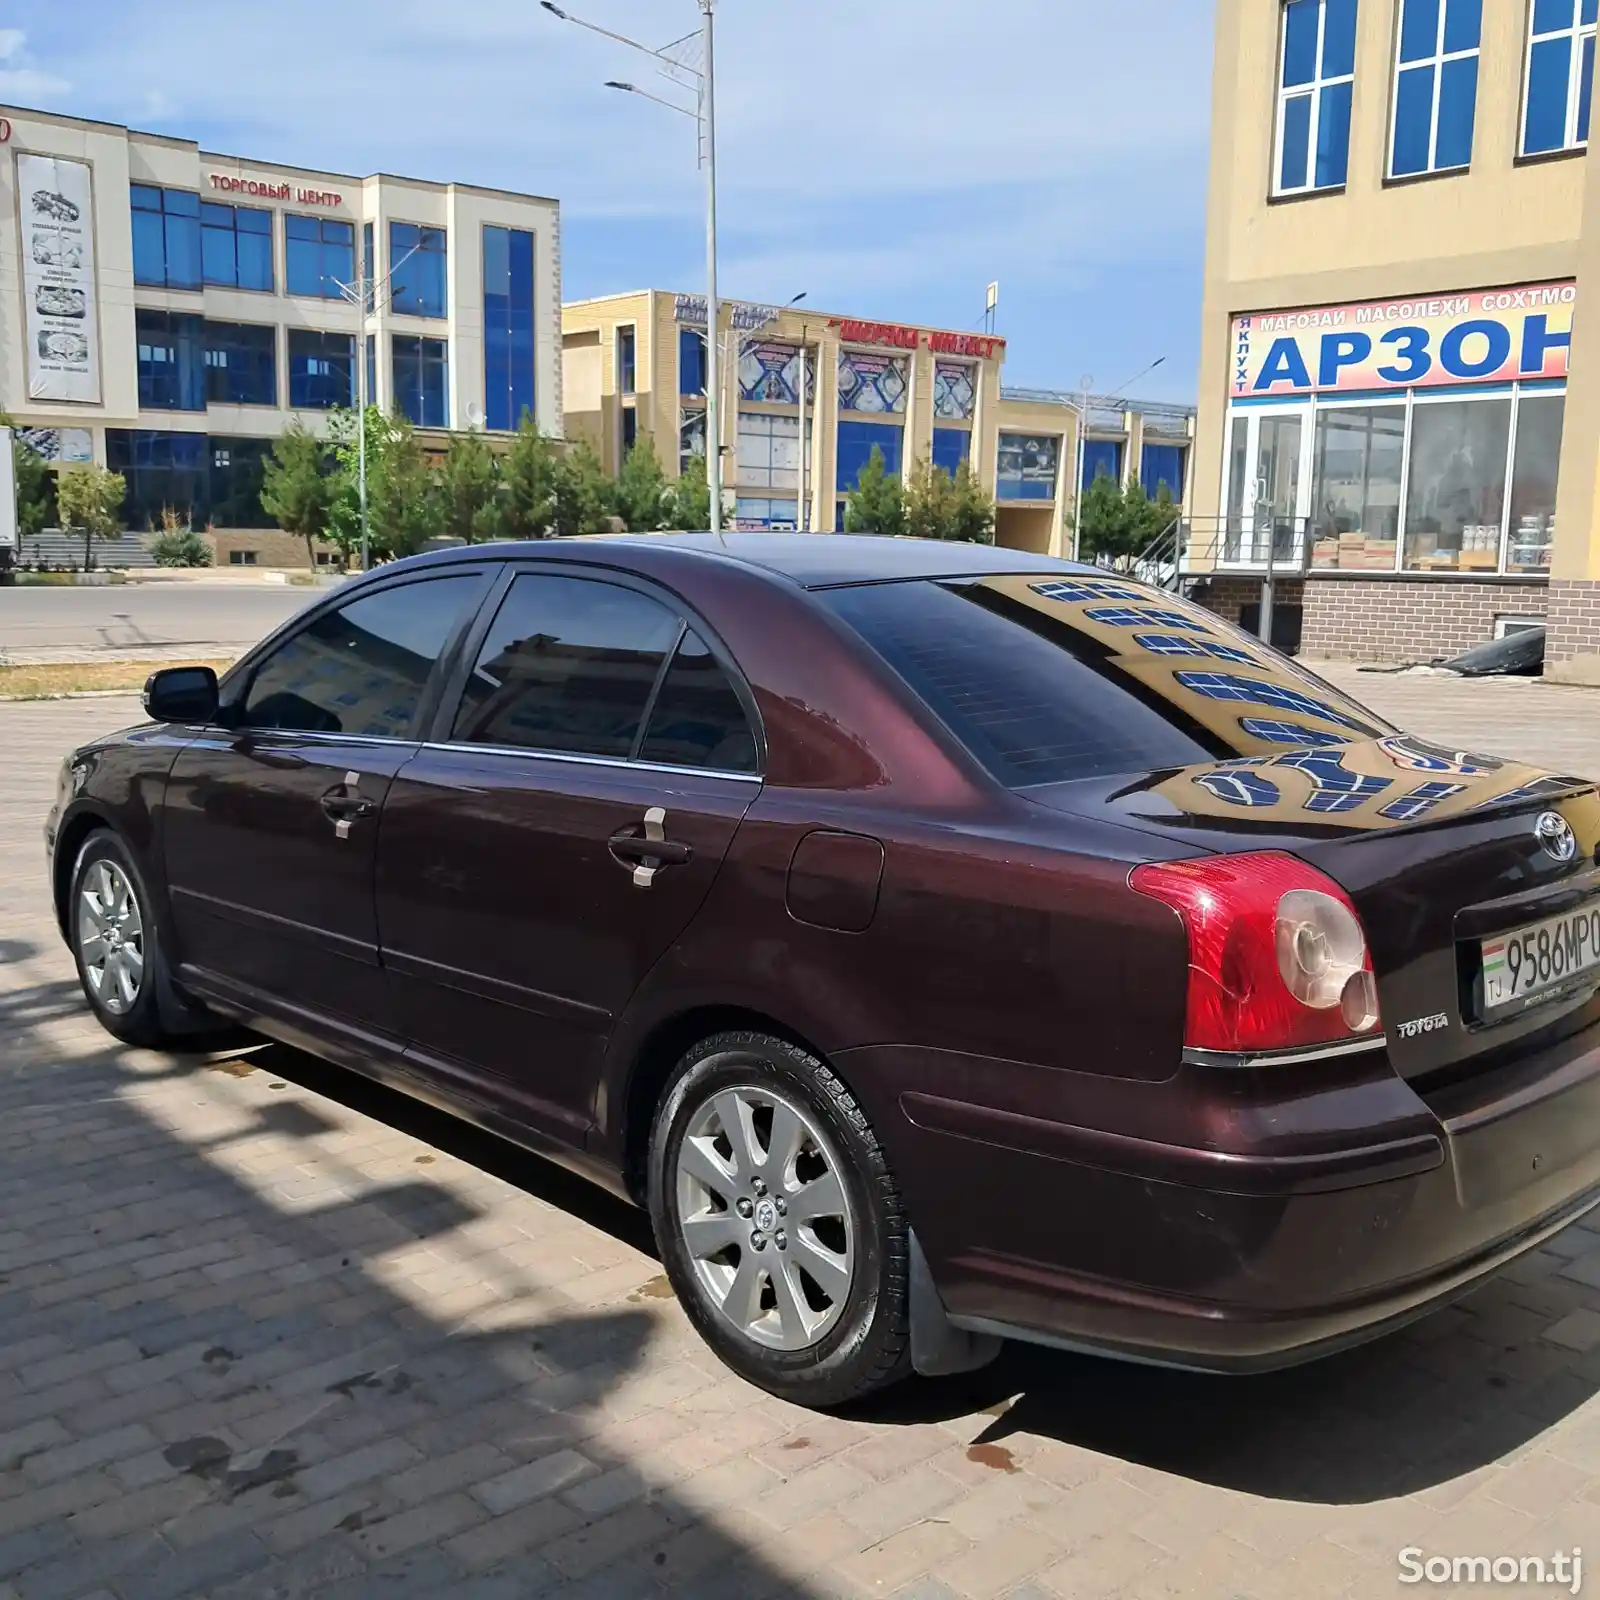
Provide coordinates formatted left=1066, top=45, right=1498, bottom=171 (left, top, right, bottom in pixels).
left=68, top=830, right=234, bottom=1051
left=648, top=1030, right=912, bottom=1409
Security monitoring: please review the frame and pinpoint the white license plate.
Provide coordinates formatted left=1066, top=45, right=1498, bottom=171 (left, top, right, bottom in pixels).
left=1482, top=903, right=1600, bottom=1012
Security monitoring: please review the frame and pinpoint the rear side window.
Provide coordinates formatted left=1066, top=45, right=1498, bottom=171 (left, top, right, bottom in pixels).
left=823, top=576, right=1389, bottom=787
left=451, top=573, right=680, bottom=757
left=639, top=630, right=757, bottom=772
left=240, top=574, right=483, bottom=738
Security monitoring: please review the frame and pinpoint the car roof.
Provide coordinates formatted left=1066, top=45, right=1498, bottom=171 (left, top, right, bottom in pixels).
left=400, top=533, right=1102, bottom=591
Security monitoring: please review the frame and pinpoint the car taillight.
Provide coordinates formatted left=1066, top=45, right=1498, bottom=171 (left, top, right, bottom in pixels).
left=1131, top=852, right=1381, bottom=1054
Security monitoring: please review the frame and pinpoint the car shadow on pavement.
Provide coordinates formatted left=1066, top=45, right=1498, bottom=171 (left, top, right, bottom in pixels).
left=0, top=971, right=832, bottom=1600
left=863, top=1262, right=1600, bottom=1506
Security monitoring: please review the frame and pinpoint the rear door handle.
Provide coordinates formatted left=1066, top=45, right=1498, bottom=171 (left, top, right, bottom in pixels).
left=609, top=805, right=693, bottom=887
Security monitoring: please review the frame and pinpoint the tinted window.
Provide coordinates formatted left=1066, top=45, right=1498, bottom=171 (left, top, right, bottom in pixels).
left=451, top=574, right=680, bottom=757
left=824, top=577, right=1390, bottom=787
left=241, top=576, right=482, bottom=738
left=640, top=631, right=757, bottom=772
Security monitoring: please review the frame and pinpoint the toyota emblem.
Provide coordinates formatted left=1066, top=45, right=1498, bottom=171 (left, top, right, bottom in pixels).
left=1535, top=811, right=1578, bottom=864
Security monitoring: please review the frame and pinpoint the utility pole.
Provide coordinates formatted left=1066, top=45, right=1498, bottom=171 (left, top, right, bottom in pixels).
left=699, top=0, right=722, bottom=533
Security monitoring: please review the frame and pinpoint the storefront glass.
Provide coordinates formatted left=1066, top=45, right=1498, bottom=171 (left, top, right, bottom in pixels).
left=1508, top=393, right=1564, bottom=571
left=1403, top=397, right=1511, bottom=571
left=1309, top=404, right=1403, bottom=568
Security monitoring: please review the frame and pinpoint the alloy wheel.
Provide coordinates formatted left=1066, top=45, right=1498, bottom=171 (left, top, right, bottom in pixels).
left=674, top=1084, right=857, bottom=1351
left=78, top=860, right=145, bottom=1016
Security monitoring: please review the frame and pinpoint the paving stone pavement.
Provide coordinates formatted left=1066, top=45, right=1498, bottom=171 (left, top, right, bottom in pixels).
left=0, top=685, right=1598, bottom=1600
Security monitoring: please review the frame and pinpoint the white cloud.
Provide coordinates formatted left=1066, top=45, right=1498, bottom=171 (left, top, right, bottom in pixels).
left=0, top=28, right=69, bottom=100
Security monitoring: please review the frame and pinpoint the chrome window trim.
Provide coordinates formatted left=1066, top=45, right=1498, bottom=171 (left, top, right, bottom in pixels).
left=1182, top=1034, right=1388, bottom=1070
left=420, top=739, right=762, bottom=784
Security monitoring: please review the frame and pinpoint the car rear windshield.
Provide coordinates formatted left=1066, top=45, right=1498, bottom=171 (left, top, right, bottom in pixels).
left=822, top=575, right=1391, bottom=788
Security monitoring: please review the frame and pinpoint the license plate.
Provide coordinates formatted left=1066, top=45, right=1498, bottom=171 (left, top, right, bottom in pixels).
left=1481, top=903, right=1600, bottom=1012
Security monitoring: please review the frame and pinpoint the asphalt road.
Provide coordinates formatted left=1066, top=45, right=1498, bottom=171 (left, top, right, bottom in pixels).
left=0, top=583, right=318, bottom=658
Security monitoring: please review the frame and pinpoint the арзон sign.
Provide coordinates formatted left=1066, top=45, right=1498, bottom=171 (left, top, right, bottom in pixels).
left=1230, top=281, right=1575, bottom=398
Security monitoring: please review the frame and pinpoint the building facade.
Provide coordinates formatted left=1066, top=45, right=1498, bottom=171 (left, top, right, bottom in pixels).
left=1195, top=0, right=1600, bottom=672
left=1, top=105, right=560, bottom=555
left=563, top=291, right=1197, bottom=557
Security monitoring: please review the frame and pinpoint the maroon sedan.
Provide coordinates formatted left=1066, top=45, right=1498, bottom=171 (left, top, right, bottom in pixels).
left=46, top=535, right=1600, bottom=1407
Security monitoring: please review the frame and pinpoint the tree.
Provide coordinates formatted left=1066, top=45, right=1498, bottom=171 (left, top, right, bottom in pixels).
left=549, top=440, right=617, bottom=539
left=614, top=437, right=671, bottom=532
left=1071, top=469, right=1179, bottom=568
left=366, top=414, right=443, bottom=559
left=500, top=415, right=560, bottom=540
left=2, top=419, right=56, bottom=538
left=843, top=446, right=905, bottom=537
left=901, top=458, right=996, bottom=544
left=663, top=452, right=710, bottom=531
left=947, top=460, right=997, bottom=545
left=260, top=422, right=334, bottom=570
left=438, top=428, right=504, bottom=544
left=55, top=464, right=126, bottom=571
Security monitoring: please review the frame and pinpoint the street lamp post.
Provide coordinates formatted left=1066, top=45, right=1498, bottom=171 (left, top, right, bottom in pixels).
left=331, top=240, right=423, bottom=570
left=542, top=1, right=725, bottom=530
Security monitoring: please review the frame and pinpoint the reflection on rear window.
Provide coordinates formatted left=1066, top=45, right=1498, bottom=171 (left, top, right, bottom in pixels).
left=823, top=577, right=1390, bottom=788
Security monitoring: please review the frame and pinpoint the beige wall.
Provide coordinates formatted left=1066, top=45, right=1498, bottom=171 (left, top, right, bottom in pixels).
left=1196, top=0, right=1587, bottom=530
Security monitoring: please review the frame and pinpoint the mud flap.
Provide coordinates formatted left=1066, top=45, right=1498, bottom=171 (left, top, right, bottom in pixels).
left=909, top=1230, right=1003, bottom=1377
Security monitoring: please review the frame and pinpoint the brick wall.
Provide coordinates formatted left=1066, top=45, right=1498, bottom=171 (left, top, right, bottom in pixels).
left=1297, top=579, right=1547, bottom=662
left=1187, top=574, right=1549, bottom=662
left=209, top=530, right=340, bottom=569
left=1547, top=579, right=1600, bottom=668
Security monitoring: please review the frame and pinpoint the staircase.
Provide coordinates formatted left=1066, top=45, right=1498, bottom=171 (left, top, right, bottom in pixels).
left=14, top=530, right=160, bottom=571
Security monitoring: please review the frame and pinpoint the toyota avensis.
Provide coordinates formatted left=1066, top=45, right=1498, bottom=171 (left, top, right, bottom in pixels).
left=47, top=535, right=1600, bottom=1407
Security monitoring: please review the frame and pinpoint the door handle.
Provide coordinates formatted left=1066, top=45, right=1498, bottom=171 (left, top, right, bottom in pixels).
left=608, top=806, right=693, bottom=888
left=320, top=773, right=375, bottom=839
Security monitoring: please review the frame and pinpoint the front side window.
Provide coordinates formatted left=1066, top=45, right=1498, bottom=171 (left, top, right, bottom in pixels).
left=451, top=573, right=682, bottom=758
left=1524, top=0, right=1598, bottom=155
left=201, top=202, right=274, bottom=291
left=240, top=575, right=484, bottom=738
left=1391, top=0, right=1481, bottom=177
left=389, top=222, right=447, bottom=318
left=1275, top=0, right=1358, bottom=195
left=393, top=335, right=450, bottom=427
left=130, top=185, right=201, bottom=290
left=136, top=310, right=206, bottom=412
left=285, top=214, right=354, bottom=299
left=288, top=329, right=355, bottom=410
left=203, top=322, right=276, bottom=407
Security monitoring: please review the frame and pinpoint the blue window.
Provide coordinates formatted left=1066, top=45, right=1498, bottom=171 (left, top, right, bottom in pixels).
left=389, top=222, right=447, bottom=318
left=203, top=322, right=276, bottom=407
left=1140, top=443, right=1187, bottom=496
left=1174, top=671, right=1372, bottom=732
left=200, top=203, right=273, bottom=291
left=393, top=335, right=449, bottom=427
left=734, top=496, right=799, bottom=528
left=1081, top=438, right=1122, bottom=489
left=288, top=329, right=355, bottom=410
left=931, top=427, right=971, bottom=477
left=1524, top=0, right=1598, bottom=155
left=130, top=185, right=201, bottom=290
left=1240, top=718, right=1350, bottom=746
left=1031, top=579, right=1143, bottom=603
left=135, top=310, right=206, bottom=411
left=679, top=328, right=707, bottom=396
left=483, top=224, right=535, bottom=431
left=836, top=420, right=903, bottom=492
left=285, top=214, right=354, bottom=299
left=1390, top=0, right=1481, bottom=176
left=1275, top=0, right=1358, bottom=194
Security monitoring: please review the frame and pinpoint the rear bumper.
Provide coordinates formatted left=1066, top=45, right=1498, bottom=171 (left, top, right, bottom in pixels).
left=837, top=1024, right=1600, bottom=1373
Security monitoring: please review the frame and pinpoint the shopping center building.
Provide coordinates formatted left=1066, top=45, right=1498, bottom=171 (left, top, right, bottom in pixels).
left=562, top=291, right=1195, bottom=557
left=0, top=104, right=560, bottom=559
left=1195, top=0, right=1600, bottom=673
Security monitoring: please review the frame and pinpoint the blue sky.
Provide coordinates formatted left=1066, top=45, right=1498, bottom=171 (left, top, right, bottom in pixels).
left=5, top=2, right=1214, bottom=400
